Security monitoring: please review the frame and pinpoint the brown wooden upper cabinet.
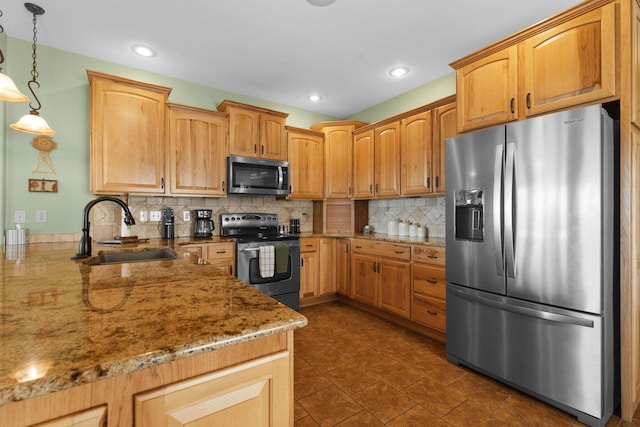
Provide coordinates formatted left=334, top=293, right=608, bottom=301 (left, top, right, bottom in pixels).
left=87, top=70, right=171, bottom=195
left=452, top=3, right=617, bottom=132
left=286, top=127, right=324, bottom=199
left=217, top=100, right=289, bottom=161
left=353, top=122, right=401, bottom=199
left=311, top=121, right=368, bottom=199
left=166, top=104, right=228, bottom=197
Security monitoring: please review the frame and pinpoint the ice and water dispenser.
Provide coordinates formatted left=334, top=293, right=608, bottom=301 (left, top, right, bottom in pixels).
left=454, top=189, right=484, bottom=241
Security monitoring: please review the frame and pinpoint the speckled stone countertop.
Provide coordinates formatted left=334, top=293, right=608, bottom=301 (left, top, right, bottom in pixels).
left=0, top=241, right=307, bottom=407
left=297, top=232, right=446, bottom=248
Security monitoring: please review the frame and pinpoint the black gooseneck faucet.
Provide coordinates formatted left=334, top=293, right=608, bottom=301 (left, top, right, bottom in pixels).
left=71, top=197, right=136, bottom=259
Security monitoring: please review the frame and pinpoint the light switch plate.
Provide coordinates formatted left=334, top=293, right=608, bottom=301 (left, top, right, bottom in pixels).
left=150, top=211, right=162, bottom=222
left=183, top=211, right=190, bottom=222
left=139, top=211, right=148, bottom=222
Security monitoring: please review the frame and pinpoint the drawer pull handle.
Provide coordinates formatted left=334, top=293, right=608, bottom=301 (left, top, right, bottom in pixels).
left=355, top=245, right=363, bottom=249
left=394, top=250, right=405, bottom=254
left=427, top=254, right=438, bottom=259
left=427, top=310, right=438, bottom=316
left=426, top=278, right=437, bottom=284
left=216, top=250, right=226, bottom=254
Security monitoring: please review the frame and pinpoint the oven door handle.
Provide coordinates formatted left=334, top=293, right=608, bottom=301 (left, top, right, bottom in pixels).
left=240, top=247, right=260, bottom=252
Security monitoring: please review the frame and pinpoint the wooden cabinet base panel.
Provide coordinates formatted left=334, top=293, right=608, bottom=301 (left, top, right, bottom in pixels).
left=336, top=295, right=446, bottom=343
left=299, top=293, right=338, bottom=308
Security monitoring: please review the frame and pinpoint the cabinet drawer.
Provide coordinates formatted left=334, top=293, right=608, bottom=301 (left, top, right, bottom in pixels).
left=204, top=243, right=235, bottom=260
left=413, top=265, right=446, bottom=299
left=412, top=245, right=445, bottom=267
left=413, top=295, right=446, bottom=332
left=300, top=238, right=319, bottom=252
left=351, top=240, right=410, bottom=261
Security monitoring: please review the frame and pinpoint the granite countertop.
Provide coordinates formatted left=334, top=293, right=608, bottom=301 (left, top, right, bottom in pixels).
left=297, top=232, right=446, bottom=248
left=0, top=241, right=307, bottom=407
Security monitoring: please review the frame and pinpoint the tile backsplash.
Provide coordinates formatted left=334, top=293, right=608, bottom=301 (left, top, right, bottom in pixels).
left=91, top=195, right=314, bottom=241
left=368, top=196, right=446, bottom=238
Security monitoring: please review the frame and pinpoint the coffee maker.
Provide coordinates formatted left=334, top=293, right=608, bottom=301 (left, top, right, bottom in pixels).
left=193, top=209, right=214, bottom=238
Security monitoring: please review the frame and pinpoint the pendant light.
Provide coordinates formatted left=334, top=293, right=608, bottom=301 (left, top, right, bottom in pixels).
left=10, top=3, right=55, bottom=135
left=0, top=9, right=28, bottom=102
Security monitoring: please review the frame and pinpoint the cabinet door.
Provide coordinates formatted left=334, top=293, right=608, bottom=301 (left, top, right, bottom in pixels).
left=300, top=250, right=319, bottom=299
left=324, top=126, right=354, bottom=198
left=34, top=406, right=107, bottom=427
left=88, top=72, right=170, bottom=194
left=378, top=258, right=411, bottom=319
left=374, top=122, right=401, bottom=198
left=167, top=105, right=228, bottom=196
left=522, top=3, right=616, bottom=118
left=351, top=254, right=377, bottom=305
left=432, top=101, right=457, bottom=194
left=260, top=114, right=288, bottom=161
left=135, top=353, right=291, bottom=427
left=456, top=46, right=518, bottom=132
left=319, top=238, right=336, bottom=295
left=287, top=130, right=324, bottom=199
left=401, top=111, right=433, bottom=195
left=336, top=239, right=351, bottom=296
left=204, top=243, right=235, bottom=276
left=228, top=106, right=259, bottom=157
left=353, top=130, right=375, bottom=199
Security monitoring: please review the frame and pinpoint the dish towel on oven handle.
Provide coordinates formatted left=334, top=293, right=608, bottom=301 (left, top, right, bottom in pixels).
left=259, top=245, right=275, bottom=278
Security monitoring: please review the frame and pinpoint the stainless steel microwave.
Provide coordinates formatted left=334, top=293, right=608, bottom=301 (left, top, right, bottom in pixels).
left=227, top=155, right=290, bottom=196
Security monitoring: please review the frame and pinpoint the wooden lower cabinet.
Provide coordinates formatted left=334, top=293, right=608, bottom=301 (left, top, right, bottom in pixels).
left=300, top=238, right=337, bottom=306
left=134, top=352, right=290, bottom=427
left=412, top=246, right=447, bottom=334
left=335, top=238, right=351, bottom=296
left=181, top=242, right=235, bottom=275
left=0, top=333, right=293, bottom=427
left=350, top=240, right=411, bottom=319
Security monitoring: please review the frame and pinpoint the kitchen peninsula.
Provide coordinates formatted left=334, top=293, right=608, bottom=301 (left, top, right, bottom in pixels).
left=0, top=241, right=307, bottom=426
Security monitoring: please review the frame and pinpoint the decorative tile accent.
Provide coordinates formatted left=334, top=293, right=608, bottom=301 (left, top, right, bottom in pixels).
left=369, top=196, right=446, bottom=237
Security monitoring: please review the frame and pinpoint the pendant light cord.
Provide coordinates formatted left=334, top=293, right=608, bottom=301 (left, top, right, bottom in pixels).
left=0, top=10, right=5, bottom=68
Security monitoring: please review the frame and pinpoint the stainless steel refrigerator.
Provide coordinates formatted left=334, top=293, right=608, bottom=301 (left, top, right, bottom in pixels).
left=445, top=104, right=619, bottom=427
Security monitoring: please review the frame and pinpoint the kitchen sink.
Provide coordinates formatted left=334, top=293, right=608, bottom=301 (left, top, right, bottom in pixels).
left=85, top=247, right=179, bottom=265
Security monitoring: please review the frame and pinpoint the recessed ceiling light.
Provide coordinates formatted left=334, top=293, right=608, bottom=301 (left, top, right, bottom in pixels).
left=307, top=0, right=336, bottom=6
left=308, top=94, right=323, bottom=102
left=388, top=66, right=410, bottom=78
left=131, top=44, right=157, bottom=58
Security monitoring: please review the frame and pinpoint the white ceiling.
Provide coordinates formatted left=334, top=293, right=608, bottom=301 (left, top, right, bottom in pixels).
left=2, top=0, right=583, bottom=119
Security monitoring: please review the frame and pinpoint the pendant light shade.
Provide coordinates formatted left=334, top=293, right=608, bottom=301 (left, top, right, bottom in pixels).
left=0, top=72, right=28, bottom=102
left=10, top=111, right=54, bottom=135
left=10, top=3, right=55, bottom=135
left=0, top=8, right=29, bottom=102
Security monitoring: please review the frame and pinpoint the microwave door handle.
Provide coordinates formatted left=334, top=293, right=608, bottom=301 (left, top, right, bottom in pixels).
left=277, top=166, right=284, bottom=189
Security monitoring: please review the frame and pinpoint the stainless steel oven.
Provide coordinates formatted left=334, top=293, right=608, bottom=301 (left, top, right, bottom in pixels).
left=220, top=213, right=300, bottom=310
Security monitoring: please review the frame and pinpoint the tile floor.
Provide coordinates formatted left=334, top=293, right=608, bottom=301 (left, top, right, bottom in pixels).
left=294, top=301, right=636, bottom=427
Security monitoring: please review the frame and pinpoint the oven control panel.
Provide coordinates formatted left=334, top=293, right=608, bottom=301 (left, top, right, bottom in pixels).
left=220, top=213, right=278, bottom=236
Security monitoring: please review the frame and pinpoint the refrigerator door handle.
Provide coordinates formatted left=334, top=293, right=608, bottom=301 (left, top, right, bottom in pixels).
left=493, top=144, right=504, bottom=276
left=449, top=288, right=595, bottom=328
left=505, top=142, right=516, bottom=278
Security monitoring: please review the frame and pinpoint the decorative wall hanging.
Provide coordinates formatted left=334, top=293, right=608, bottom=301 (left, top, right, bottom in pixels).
left=28, top=178, right=57, bottom=192
left=31, top=135, right=56, bottom=174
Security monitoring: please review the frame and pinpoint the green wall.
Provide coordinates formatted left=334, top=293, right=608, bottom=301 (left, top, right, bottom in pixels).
left=2, top=37, right=455, bottom=236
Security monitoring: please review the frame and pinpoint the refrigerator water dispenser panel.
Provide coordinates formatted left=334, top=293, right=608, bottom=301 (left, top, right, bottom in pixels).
left=455, top=189, right=484, bottom=241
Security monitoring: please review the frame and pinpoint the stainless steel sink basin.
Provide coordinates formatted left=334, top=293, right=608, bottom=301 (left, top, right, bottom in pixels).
left=87, top=248, right=179, bottom=265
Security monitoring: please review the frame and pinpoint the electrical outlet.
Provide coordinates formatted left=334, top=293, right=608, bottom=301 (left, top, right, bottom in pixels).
left=139, top=211, right=148, bottom=222
left=14, top=210, right=26, bottom=224
left=183, top=211, right=190, bottom=222
left=36, top=210, right=47, bottom=223
left=150, top=211, right=162, bottom=221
